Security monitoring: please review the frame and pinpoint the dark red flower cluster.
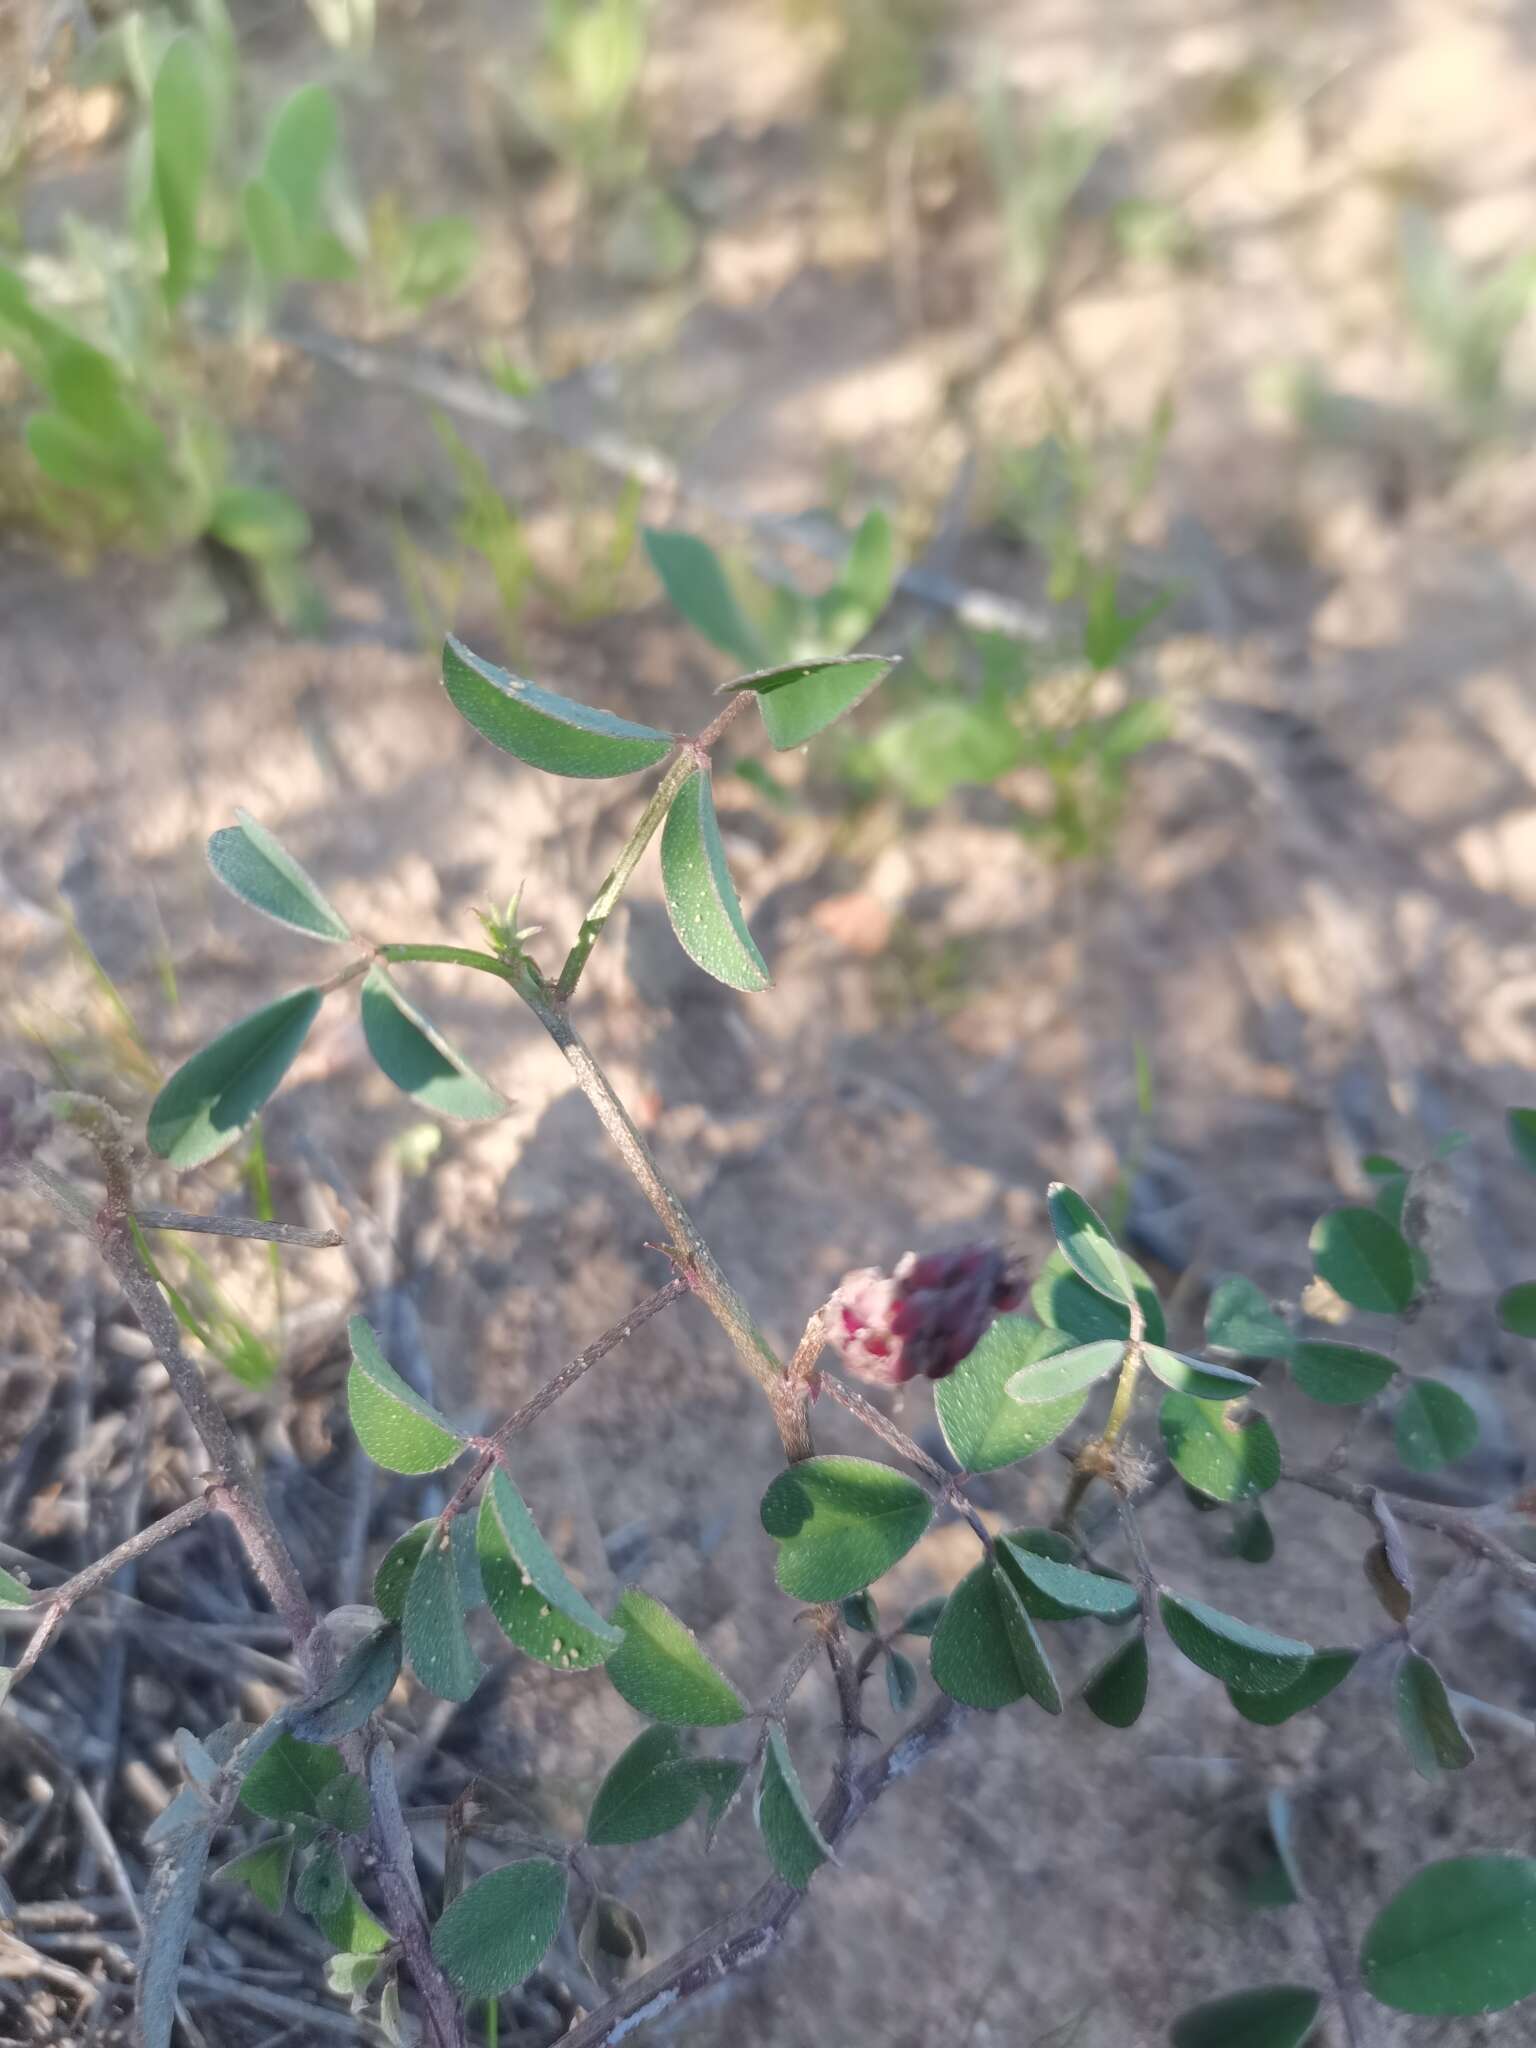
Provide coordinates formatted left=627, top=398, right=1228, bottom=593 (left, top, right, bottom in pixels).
left=827, top=1245, right=1024, bottom=1385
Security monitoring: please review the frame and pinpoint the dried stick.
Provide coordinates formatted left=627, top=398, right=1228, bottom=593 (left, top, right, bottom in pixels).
left=1283, top=1466, right=1536, bottom=1596
left=133, top=1208, right=344, bottom=1250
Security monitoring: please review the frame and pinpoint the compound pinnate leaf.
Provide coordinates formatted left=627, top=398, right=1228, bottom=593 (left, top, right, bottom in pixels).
left=642, top=527, right=763, bottom=668
left=755, top=1726, right=832, bottom=1889
left=995, top=1538, right=1139, bottom=1622
left=1204, top=1276, right=1293, bottom=1358
left=1227, top=1648, right=1357, bottom=1725
left=586, top=1728, right=703, bottom=1846
left=443, top=635, right=671, bottom=778
left=1507, top=1109, right=1536, bottom=1175
left=1083, top=1633, right=1149, bottom=1728
left=1394, top=1380, right=1479, bottom=1472
left=930, top=1559, right=1059, bottom=1713
left=1290, top=1341, right=1397, bottom=1406
left=1159, top=1593, right=1311, bottom=1695
left=241, top=1733, right=343, bottom=1821
left=477, top=1468, right=620, bottom=1671
left=606, top=1590, right=746, bottom=1726
left=935, top=1316, right=1086, bottom=1471
left=1309, top=1206, right=1415, bottom=1314
left=1497, top=1283, right=1536, bottom=1338
left=747, top=656, right=896, bottom=751
left=1046, top=1183, right=1136, bottom=1307
left=1169, top=1985, right=1322, bottom=2048
left=403, top=1527, right=484, bottom=1702
left=1396, top=1649, right=1474, bottom=1780
left=660, top=769, right=770, bottom=994
left=213, top=1835, right=293, bottom=1915
left=759, top=1456, right=932, bottom=1602
left=148, top=988, right=323, bottom=1167
left=1005, top=1337, right=1123, bottom=1406
left=207, top=810, right=348, bottom=941
left=1159, top=1393, right=1279, bottom=1503
left=360, top=967, right=506, bottom=1121
left=289, top=1625, right=402, bottom=1744
left=1031, top=1247, right=1167, bottom=1346
left=1142, top=1344, right=1258, bottom=1402
left=430, top=1860, right=568, bottom=1998
left=346, top=1316, right=463, bottom=1474
left=1361, top=1856, right=1536, bottom=2015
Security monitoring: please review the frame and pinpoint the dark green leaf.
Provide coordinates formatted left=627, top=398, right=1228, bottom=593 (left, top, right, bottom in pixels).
left=1169, top=1985, right=1322, bottom=2048
left=1290, top=1341, right=1397, bottom=1406
left=605, top=1590, right=746, bottom=1726
left=1204, top=1275, right=1293, bottom=1358
left=759, top=1456, right=933, bottom=1602
left=477, top=1468, right=621, bottom=1670
left=152, top=34, right=215, bottom=305
left=586, top=1727, right=701, bottom=1846
left=289, top=1625, right=401, bottom=1743
left=1160, top=1593, right=1311, bottom=1694
left=1394, top=1380, right=1479, bottom=1471
left=402, top=1527, right=484, bottom=1702
left=1396, top=1649, right=1474, bottom=1780
left=1507, top=1109, right=1536, bottom=1175
left=642, top=528, right=763, bottom=668
left=1160, top=1393, right=1279, bottom=1502
left=1309, top=1206, right=1415, bottom=1313
left=899, top=1597, right=945, bottom=1639
left=885, top=1648, right=919, bottom=1712
left=442, top=635, right=672, bottom=778
left=1004, top=1337, right=1124, bottom=1406
left=934, top=1316, right=1085, bottom=1470
left=755, top=1726, right=832, bottom=1889
left=1083, top=1634, right=1149, bottom=1728
left=929, top=1559, right=1060, bottom=1712
left=1142, top=1344, right=1258, bottom=1402
left=206, top=810, right=348, bottom=941
left=1031, top=1247, right=1167, bottom=1346
left=1230, top=1507, right=1276, bottom=1565
left=360, top=967, right=507, bottom=1121
left=430, top=1860, right=568, bottom=1998
left=212, top=1835, right=293, bottom=1914
left=241, top=1734, right=343, bottom=1821
left=148, top=989, right=323, bottom=1167
left=1047, top=1183, right=1136, bottom=1307
left=1227, top=1648, right=1357, bottom=1725
left=660, top=769, right=770, bottom=993
left=1497, top=1283, right=1536, bottom=1338
left=346, top=1316, right=463, bottom=1475
left=295, top=1840, right=348, bottom=1922
left=996, top=1537, right=1139, bottom=1621
left=1361, top=1855, right=1536, bottom=2015
left=992, top=1529, right=1088, bottom=1622
left=316, top=1772, right=370, bottom=1835
left=752, top=657, right=895, bottom=751
left=840, top=1592, right=878, bottom=1634
left=374, top=1522, right=432, bottom=1624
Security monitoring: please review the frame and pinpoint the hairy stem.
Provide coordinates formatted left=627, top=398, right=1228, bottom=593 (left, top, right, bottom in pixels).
left=820, top=1373, right=992, bottom=1550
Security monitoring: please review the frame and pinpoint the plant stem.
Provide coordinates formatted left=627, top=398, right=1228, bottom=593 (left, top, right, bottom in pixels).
left=1283, top=1465, right=1536, bottom=1595
left=819, top=1374, right=992, bottom=1550
left=132, top=1208, right=343, bottom=1250
left=556, top=752, right=695, bottom=999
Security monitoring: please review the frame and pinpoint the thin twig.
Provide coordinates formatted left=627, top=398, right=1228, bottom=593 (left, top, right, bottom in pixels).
left=556, top=753, right=694, bottom=1000
left=819, top=1373, right=992, bottom=1550
left=1113, top=1490, right=1160, bottom=1630
left=132, top=1208, right=344, bottom=1250
left=1283, top=1466, right=1536, bottom=1596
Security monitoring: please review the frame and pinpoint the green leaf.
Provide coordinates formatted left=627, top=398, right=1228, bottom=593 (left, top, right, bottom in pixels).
left=1289, top=1341, right=1397, bottom=1406
left=477, top=1468, right=621, bottom=1671
left=1361, top=1855, right=1536, bottom=2015
left=929, top=1559, right=1060, bottom=1712
left=316, top=1772, right=370, bottom=1835
left=606, top=1590, right=746, bottom=1726
left=865, top=697, right=1023, bottom=807
left=935, top=1316, right=1086, bottom=1470
left=242, top=173, right=297, bottom=284
left=759, top=1456, right=933, bottom=1602
left=660, top=769, right=770, bottom=994
left=1160, top=1593, right=1311, bottom=1695
left=1230, top=1507, right=1276, bottom=1565
left=825, top=507, right=897, bottom=637
left=430, top=1859, right=568, bottom=1998
left=840, top=1591, right=878, bottom=1633
left=995, top=1537, right=1139, bottom=1621
left=1046, top=1183, right=1136, bottom=1307
left=212, top=1835, right=293, bottom=1914
left=1142, top=1344, right=1258, bottom=1402
left=402, top=1526, right=484, bottom=1702
left=262, top=82, right=338, bottom=232
left=1083, top=1634, right=1149, bottom=1728
left=1227, top=1648, right=1357, bottom=1725
left=1507, top=1108, right=1536, bottom=1175
left=346, top=1316, right=463, bottom=1474
left=241, top=1733, right=343, bottom=1821
left=148, top=989, right=323, bottom=1167
left=1395, top=1649, right=1475, bottom=1780
left=389, top=214, right=478, bottom=307
left=1159, top=1394, right=1280, bottom=1502
left=1204, top=1276, right=1293, bottom=1357
left=374, top=1522, right=432, bottom=1623
left=1497, top=1283, right=1536, bottom=1338
left=1170, top=1986, right=1322, bottom=2048
left=587, top=1728, right=705, bottom=1846
left=206, top=810, right=348, bottom=942
left=750, top=657, right=896, bottom=751
left=755, top=1726, right=832, bottom=1889
left=359, top=967, right=507, bottom=1120
left=1031, top=1247, right=1167, bottom=1346
left=1309, top=1206, right=1415, bottom=1313
left=209, top=487, right=312, bottom=560
left=0, top=1566, right=31, bottom=1608
left=289, top=1626, right=402, bottom=1744
left=899, top=1596, right=945, bottom=1639
left=313, top=1882, right=389, bottom=1956
left=152, top=34, right=215, bottom=304
left=442, top=635, right=672, bottom=778
left=885, top=1648, right=918, bottom=1712
left=642, top=528, right=764, bottom=668
left=1394, top=1380, right=1479, bottom=1471
left=1004, top=1337, right=1124, bottom=1406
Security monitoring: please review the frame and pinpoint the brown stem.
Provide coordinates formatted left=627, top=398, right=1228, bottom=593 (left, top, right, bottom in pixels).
left=819, top=1374, right=992, bottom=1550
left=1282, top=1466, right=1536, bottom=1596
left=132, top=1208, right=344, bottom=1250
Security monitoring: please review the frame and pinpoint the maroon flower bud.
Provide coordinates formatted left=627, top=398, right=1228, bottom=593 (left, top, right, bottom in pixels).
left=827, top=1244, right=1024, bottom=1386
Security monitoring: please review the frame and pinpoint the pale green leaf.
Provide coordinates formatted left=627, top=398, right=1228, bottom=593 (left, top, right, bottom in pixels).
left=605, top=1590, right=746, bottom=1727
left=934, top=1316, right=1085, bottom=1471
left=1005, top=1337, right=1123, bottom=1406
left=660, top=769, right=770, bottom=994
left=1142, top=1344, right=1258, bottom=1402
left=443, top=635, right=671, bottom=777
left=206, top=810, right=348, bottom=941
left=346, top=1316, right=463, bottom=1474
left=1160, top=1393, right=1279, bottom=1502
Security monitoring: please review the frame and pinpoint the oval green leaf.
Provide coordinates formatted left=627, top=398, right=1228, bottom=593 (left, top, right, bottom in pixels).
left=1170, top=1985, right=1322, bottom=2048
left=1289, top=1341, right=1397, bottom=1406
left=402, top=1526, right=484, bottom=1702
left=152, top=33, right=215, bottom=305
left=148, top=988, right=323, bottom=1167
left=756, top=1725, right=832, bottom=1889
left=207, top=811, right=348, bottom=941
left=1031, top=1247, right=1167, bottom=1346
left=1204, top=1275, right=1293, bottom=1358
left=935, top=1317, right=1086, bottom=1471
left=1005, top=1337, right=1124, bottom=1406
left=346, top=1316, right=463, bottom=1475
left=930, top=1559, right=1060, bottom=1713
left=1396, top=1648, right=1474, bottom=1780
left=747, top=656, right=896, bottom=751
left=1143, top=1344, right=1258, bottom=1403
left=359, top=967, right=506, bottom=1121
left=605, top=1589, right=746, bottom=1727
left=1361, top=1855, right=1536, bottom=2015
left=1497, top=1283, right=1536, bottom=1338
left=1394, top=1379, right=1479, bottom=1472
left=443, top=636, right=671, bottom=777
left=241, top=1732, right=343, bottom=1822
left=1159, top=1592, right=1311, bottom=1695
left=660, top=768, right=770, bottom=993
left=1159, top=1393, right=1279, bottom=1502
left=886, top=1647, right=919, bottom=1713
left=996, top=1537, right=1139, bottom=1622
left=430, top=1859, right=568, bottom=1998
left=477, top=1468, right=621, bottom=1670
left=642, top=527, right=763, bottom=669
left=1047, top=1183, right=1136, bottom=1307
left=1227, top=1648, right=1357, bottom=1725
left=289, top=1625, right=402, bottom=1744
left=587, top=1727, right=704, bottom=1846
left=759, top=1456, right=933, bottom=1602
left=1083, top=1633, right=1149, bottom=1728
left=1309, top=1206, right=1415, bottom=1313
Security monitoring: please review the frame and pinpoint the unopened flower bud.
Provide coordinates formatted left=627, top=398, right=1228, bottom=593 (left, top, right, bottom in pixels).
left=827, top=1244, right=1024, bottom=1385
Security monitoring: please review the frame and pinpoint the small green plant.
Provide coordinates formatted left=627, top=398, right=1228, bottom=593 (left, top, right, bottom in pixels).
left=978, top=83, right=1111, bottom=317
left=1397, top=204, right=1536, bottom=429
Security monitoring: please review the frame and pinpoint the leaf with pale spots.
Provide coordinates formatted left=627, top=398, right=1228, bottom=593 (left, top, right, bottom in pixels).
left=477, top=1468, right=620, bottom=1671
